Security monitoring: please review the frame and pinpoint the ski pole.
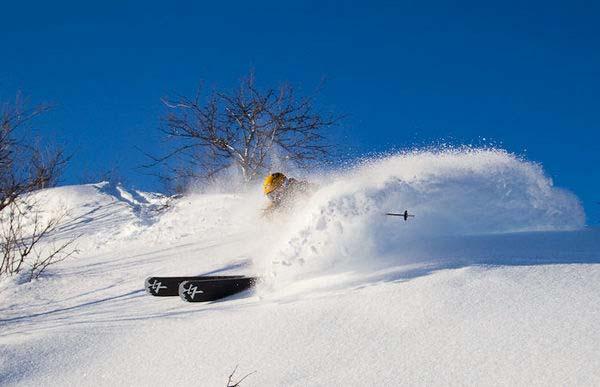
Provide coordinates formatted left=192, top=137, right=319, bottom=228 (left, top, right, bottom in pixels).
left=385, top=210, right=415, bottom=221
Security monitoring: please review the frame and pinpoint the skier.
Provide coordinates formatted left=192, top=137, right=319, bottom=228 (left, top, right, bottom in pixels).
left=262, top=172, right=313, bottom=213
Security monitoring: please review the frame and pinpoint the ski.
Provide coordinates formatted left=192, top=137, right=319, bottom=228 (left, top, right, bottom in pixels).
left=145, top=275, right=246, bottom=297
left=179, top=276, right=257, bottom=302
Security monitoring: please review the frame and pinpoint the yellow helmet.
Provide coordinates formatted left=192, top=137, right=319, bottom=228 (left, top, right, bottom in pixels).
left=263, top=172, right=287, bottom=195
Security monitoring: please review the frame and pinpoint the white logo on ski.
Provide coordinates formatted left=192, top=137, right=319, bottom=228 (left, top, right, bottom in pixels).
left=183, top=283, right=204, bottom=300
left=149, top=280, right=167, bottom=294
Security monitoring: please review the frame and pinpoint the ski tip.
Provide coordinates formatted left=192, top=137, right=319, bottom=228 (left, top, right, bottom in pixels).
left=147, top=276, right=178, bottom=296
left=144, top=277, right=157, bottom=295
left=178, top=280, right=193, bottom=302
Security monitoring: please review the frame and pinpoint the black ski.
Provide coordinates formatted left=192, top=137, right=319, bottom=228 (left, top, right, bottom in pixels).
left=145, top=275, right=245, bottom=296
left=179, top=277, right=257, bottom=302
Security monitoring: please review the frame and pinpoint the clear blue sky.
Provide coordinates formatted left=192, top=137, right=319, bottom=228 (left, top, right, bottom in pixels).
left=1, top=1, right=599, bottom=222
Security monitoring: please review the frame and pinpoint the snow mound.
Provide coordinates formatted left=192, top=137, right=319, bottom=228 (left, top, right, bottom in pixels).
left=260, top=149, right=587, bottom=288
left=26, top=182, right=171, bottom=252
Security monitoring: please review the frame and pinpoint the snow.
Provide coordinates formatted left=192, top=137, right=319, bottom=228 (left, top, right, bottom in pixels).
left=1, top=149, right=599, bottom=386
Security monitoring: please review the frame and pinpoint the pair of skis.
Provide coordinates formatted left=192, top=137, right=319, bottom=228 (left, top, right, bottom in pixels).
left=145, top=275, right=257, bottom=302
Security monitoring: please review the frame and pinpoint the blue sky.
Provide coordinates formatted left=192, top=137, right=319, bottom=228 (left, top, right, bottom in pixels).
left=1, top=1, right=599, bottom=222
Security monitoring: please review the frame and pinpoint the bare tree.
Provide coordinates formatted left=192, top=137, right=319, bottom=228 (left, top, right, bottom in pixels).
left=1, top=96, right=68, bottom=209
left=1, top=99, right=47, bottom=211
left=0, top=200, right=79, bottom=281
left=0, top=95, right=77, bottom=281
left=146, top=72, right=340, bottom=189
left=29, top=141, right=70, bottom=190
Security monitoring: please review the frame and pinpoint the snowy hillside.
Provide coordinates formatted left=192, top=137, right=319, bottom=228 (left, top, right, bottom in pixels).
left=1, top=149, right=600, bottom=386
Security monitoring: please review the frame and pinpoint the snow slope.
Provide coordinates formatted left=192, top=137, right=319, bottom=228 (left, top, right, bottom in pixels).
left=1, top=149, right=599, bottom=386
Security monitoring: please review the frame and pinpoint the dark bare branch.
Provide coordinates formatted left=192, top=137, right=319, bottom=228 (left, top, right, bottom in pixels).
left=145, top=72, right=341, bottom=189
left=225, top=365, right=256, bottom=387
left=0, top=95, right=77, bottom=281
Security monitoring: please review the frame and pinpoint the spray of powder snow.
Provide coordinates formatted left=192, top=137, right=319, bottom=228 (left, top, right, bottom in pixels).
left=253, top=148, right=585, bottom=288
